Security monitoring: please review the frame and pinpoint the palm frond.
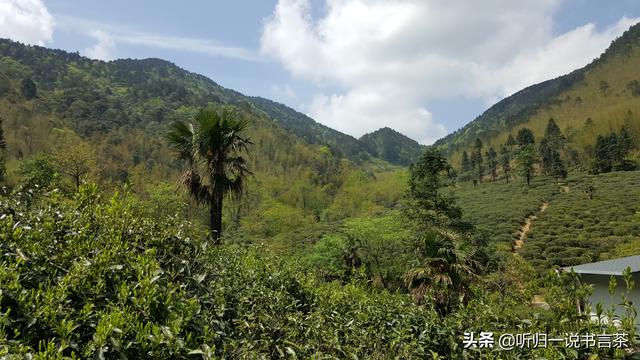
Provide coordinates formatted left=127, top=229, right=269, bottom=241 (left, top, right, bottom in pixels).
left=167, top=121, right=196, bottom=163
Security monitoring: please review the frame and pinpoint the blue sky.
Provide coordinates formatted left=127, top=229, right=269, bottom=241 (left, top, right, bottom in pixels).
left=3, top=0, right=640, bottom=143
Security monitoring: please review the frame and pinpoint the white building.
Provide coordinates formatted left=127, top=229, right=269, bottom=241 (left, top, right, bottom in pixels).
left=563, top=255, right=640, bottom=327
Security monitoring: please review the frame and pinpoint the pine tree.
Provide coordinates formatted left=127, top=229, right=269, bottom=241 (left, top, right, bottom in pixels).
left=516, top=128, right=535, bottom=147
left=21, top=78, right=37, bottom=100
left=608, top=133, right=621, bottom=164
left=486, top=147, right=498, bottom=181
left=550, top=150, right=567, bottom=182
left=473, top=138, right=484, bottom=183
left=461, top=150, right=471, bottom=173
left=544, top=118, right=565, bottom=150
left=500, top=145, right=511, bottom=183
left=539, top=119, right=566, bottom=176
left=539, top=138, right=553, bottom=175
left=506, top=134, right=516, bottom=150
left=516, top=144, right=536, bottom=185
left=0, top=117, right=5, bottom=182
left=594, top=135, right=611, bottom=173
left=619, top=126, right=633, bottom=157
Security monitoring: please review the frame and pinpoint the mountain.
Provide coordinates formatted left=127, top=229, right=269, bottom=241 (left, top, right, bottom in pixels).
left=0, top=38, right=413, bottom=166
left=248, top=96, right=371, bottom=161
left=0, top=38, right=412, bottom=246
left=359, top=127, right=425, bottom=166
left=433, top=22, right=640, bottom=165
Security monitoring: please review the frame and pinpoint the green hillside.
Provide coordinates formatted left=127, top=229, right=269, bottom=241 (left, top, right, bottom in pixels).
left=453, top=171, right=640, bottom=270
left=435, top=22, right=640, bottom=166
left=0, top=38, right=415, bottom=166
left=248, top=96, right=372, bottom=161
left=359, top=127, right=425, bottom=166
left=0, top=39, right=407, bottom=254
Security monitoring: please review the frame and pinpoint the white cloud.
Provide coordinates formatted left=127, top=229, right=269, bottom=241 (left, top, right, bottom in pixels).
left=261, top=0, right=638, bottom=144
left=0, top=0, right=54, bottom=45
left=60, top=16, right=261, bottom=62
left=84, top=30, right=115, bottom=60
left=271, top=84, right=297, bottom=99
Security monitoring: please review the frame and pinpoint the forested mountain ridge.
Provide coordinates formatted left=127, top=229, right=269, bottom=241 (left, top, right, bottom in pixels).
left=0, top=37, right=411, bottom=252
left=434, top=22, right=640, bottom=165
left=248, top=96, right=372, bottom=161
left=0, top=38, right=419, bottom=165
left=359, top=127, right=425, bottom=166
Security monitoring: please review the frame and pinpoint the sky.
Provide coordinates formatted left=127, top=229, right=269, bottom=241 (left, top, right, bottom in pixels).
left=1, top=0, right=640, bottom=144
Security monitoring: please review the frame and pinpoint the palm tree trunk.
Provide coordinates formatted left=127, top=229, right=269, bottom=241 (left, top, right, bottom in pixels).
left=210, top=191, right=224, bottom=244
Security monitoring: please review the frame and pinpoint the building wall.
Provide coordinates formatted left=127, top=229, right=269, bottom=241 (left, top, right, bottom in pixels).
left=582, top=273, right=640, bottom=327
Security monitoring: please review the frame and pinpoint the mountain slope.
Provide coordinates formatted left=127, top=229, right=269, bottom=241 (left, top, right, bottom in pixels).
left=248, top=96, right=371, bottom=161
left=0, top=38, right=410, bottom=165
left=434, top=22, right=640, bottom=164
left=0, top=38, right=413, bottom=248
left=359, top=127, right=425, bottom=166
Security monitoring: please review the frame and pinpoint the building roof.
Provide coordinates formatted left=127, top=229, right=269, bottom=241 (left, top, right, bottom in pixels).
left=563, top=256, right=640, bottom=276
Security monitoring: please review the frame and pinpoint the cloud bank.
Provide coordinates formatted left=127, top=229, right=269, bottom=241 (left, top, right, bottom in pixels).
left=261, top=0, right=638, bottom=144
left=59, top=17, right=261, bottom=62
left=0, top=0, right=54, bottom=45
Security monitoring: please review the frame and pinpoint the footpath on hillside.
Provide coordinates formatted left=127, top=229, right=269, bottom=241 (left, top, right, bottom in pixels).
left=513, top=201, right=548, bottom=250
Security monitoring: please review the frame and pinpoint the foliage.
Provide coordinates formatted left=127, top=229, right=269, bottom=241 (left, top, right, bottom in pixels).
left=516, top=128, right=536, bottom=147
left=515, top=144, right=537, bottom=185
left=167, top=106, right=252, bottom=242
left=0, top=117, right=5, bottom=181
left=406, top=148, right=465, bottom=229
left=404, top=228, right=481, bottom=315
left=359, top=127, right=425, bottom=166
left=1, top=183, right=637, bottom=359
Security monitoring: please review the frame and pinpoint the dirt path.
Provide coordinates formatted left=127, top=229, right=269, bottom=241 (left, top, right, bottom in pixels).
left=513, top=202, right=548, bottom=250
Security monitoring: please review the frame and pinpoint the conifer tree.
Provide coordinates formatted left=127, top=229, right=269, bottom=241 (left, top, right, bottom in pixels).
left=516, top=128, right=535, bottom=147
left=473, top=138, right=484, bottom=183
left=486, top=147, right=498, bottom=181
left=461, top=150, right=471, bottom=174
left=500, top=145, right=511, bottom=183
left=0, top=117, right=5, bottom=182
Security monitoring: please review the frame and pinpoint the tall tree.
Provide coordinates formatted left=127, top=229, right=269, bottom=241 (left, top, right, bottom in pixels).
left=618, top=126, right=633, bottom=158
left=51, top=129, right=98, bottom=189
left=500, top=145, right=511, bottom=183
left=550, top=150, right=567, bottom=182
left=406, top=148, right=465, bottom=230
left=167, top=106, right=252, bottom=243
left=516, top=144, right=536, bottom=185
left=539, top=138, right=553, bottom=175
left=506, top=134, right=516, bottom=150
left=20, top=78, right=37, bottom=100
left=404, top=228, right=480, bottom=315
left=54, top=141, right=96, bottom=189
left=473, top=138, right=484, bottom=183
left=539, top=119, right=567, bottom=176
left=461, top=150, right=470, bottom=174
left=404, top=149, right=480, bottom=313
left=0, top=117, right=5, bottom=182
left=544, top=118, right=565, bottom=147
left=516, top=128, right=535, bottom=147
left=486, top=147, right=498, bottom=181
left=594, top=135, right=612, bottom=173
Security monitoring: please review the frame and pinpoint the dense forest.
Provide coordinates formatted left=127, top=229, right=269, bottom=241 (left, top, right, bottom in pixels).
left=0, top=21, right=640, bottom=358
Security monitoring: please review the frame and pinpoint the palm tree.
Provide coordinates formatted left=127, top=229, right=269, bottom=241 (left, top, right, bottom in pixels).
left=167, top=106, right=251, bottom=243
left=404, top=228, right=480, bottom=315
